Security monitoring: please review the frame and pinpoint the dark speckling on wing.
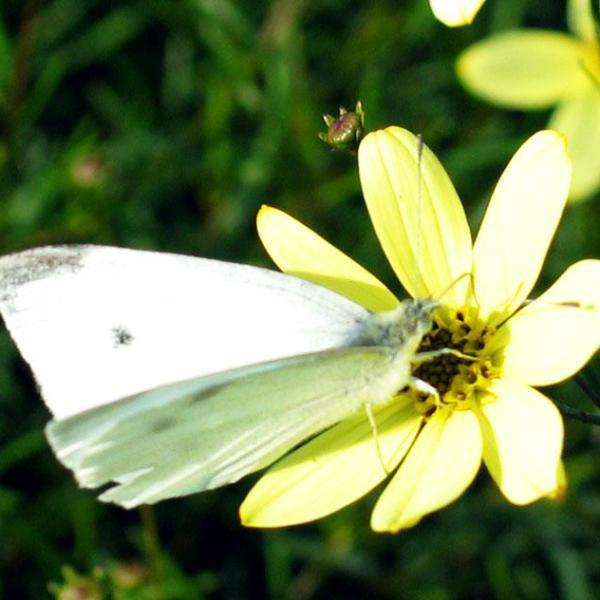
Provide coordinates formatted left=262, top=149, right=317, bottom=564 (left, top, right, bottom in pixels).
left=0, top=246, right=86, bottom=307
left=0, top=246, right=85, bottom=288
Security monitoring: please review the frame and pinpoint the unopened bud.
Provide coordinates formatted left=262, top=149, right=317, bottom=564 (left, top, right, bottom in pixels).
left=318, top=101, right=364, bottom=153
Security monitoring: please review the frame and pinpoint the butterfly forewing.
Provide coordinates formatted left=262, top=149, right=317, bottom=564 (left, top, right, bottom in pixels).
left=0, top=245, right=370, bottom=418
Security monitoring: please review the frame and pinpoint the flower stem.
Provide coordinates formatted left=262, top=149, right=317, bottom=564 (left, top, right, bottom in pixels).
left=556, top=401, right=600, bottom=426
left=574, top=372, right=600, bottom=410
left=139, top=505, right=164, bottom=595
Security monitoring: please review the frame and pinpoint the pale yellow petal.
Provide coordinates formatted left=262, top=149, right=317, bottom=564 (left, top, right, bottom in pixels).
left=429, top=0, right=485, bottom=27
left=358, top=127, right=472, bottom=308
left=495, top=260, right=600, bottom=386
left=473, top=131, right=571, bottom=324
left=476, top=379, right=564, bottom=504
left=371, top=408, right=481, bottom=533
left=240, top=399, right=421, bottom=527
left=256, top=205, right=399, bottom=312
left=457, top=31, right=589, bottom=109
left=549, top=91, right=600, bottom=202
left=568, top=0, right=598, bottom=42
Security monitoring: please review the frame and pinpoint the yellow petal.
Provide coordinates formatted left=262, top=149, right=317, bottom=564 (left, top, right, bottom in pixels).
left=476, top=379, right=564, bottom=505
left=472, top=131, right=571, bottom=324
left=240, top=399, right=421, bottom=527
left=256, top=205, right=399, bottom=312
left=567, top=0, right=598, bottom=42
left=358, top=127, right=472, bottom=308
left=457, top=31, right=589, bottom=109
left=496, top=260, right=600, bottom=386
left=429, top=0, right=485, bottom=27
left=549, top=91, right=600, bottom=202
left=371, top=408, right=481, bottom=533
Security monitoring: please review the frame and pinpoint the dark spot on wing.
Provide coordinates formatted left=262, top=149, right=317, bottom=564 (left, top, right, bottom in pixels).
left=112, top=326, right=134, bottom=348
left=557, top=301, right=581, bottom=308
left=151, top=417, right=177, bottom=433
left=188, top=382, right=230, bottom=405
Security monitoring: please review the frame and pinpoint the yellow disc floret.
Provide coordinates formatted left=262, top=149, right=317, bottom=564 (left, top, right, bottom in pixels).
left=412, top=307, right=500, bottom=414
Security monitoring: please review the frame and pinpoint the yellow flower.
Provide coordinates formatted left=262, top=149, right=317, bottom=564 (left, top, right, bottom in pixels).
left=239, top=127, right=600, bottom=533
left=430, top=0, right=486, bottom=27
left=457, top=0, right=600, bottom=202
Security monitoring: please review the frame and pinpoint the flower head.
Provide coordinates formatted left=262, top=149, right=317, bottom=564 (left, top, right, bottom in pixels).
left=240, top=127, right=600, bottom=533
left=457, top=0, right=600, bottom=201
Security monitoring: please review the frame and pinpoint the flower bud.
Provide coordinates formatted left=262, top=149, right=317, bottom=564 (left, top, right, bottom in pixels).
left=318, top=101, right=364, bottom=153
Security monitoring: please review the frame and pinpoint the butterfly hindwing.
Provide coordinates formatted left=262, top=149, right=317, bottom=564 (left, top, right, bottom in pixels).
left=46, top=347, right=397, bottom=508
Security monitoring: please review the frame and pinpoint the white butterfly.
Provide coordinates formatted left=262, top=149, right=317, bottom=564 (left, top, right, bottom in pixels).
left=0, top=245, right=452, bottom=508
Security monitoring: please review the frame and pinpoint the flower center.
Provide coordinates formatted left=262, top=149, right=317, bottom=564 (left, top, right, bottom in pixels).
left=413, top=324, right=467, bottom=396
left=411, top=308, right=500, bottom=415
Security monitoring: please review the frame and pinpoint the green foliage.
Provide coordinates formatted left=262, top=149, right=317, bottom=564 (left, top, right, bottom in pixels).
left=0, top=0, right=598, bottom=598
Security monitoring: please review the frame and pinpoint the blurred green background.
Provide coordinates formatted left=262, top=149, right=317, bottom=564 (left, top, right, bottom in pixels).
left=0, top=0, right=599, bottom=598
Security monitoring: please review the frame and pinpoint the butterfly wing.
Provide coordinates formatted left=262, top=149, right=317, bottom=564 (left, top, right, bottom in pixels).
left=46, top=347, right=397, bottom=508
left=0, top=245, right=369, bottom=418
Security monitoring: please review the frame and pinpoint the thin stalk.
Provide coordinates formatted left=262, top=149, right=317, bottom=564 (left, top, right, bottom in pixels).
left=139, top=505, right=164, bottom=596
left=574, top=372, right=600, bottom=410
left=556, top=401, right=600, bottom=426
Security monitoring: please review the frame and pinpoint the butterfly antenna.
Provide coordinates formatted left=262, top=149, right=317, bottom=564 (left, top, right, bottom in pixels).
left=520, top=298, right=594, bottom=311
left=468, top=269, right=481, bottom=311
left=436, top=271, right=473, bottom=303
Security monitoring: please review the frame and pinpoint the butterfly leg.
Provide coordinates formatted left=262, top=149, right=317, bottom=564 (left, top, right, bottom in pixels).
left=364, top=402, right=390, bottom=474
left=408, top=377, right=440, bottom=405
left=412, top=348, right=476, bottom=367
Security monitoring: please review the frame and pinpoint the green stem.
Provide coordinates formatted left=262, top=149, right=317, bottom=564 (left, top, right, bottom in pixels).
left=574, top=372, right=600, bottom=410
left=7, top=0, right=40, bottom=137
left=139, top=505, right=164, bottom=594
left=556, top=402, right=600, bottom=426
